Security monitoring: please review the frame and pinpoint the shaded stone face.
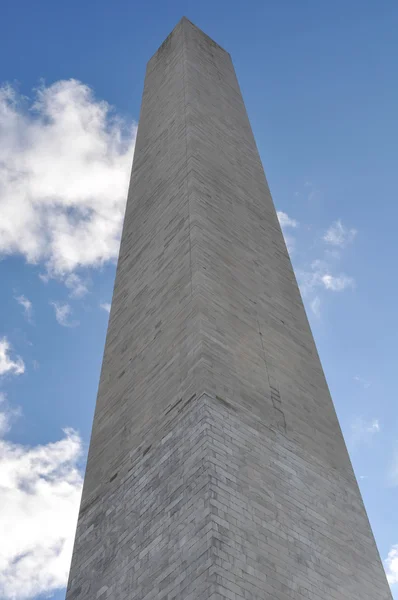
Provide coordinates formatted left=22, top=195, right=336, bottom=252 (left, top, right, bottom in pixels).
left=66, top=17, right=392, bottom=600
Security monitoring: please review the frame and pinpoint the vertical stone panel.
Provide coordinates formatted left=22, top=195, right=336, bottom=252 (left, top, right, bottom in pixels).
left=66, top=17, right=391, bottom=600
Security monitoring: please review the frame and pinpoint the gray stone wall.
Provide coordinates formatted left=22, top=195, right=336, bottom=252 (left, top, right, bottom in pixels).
left=66, top=17, right=391, bottom=600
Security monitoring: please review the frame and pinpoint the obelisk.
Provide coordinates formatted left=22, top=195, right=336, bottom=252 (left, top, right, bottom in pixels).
left=66, top=17, right=392, bottom=600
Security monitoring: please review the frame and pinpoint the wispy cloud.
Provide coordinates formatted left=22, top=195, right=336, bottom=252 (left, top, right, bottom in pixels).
left=100, top=302, right=111, bottom=313
left=303, top=180, right=323, bottom=205
left=0, top=393, right=21, bottom=435
left=384, top=545, right=398, bottom=585
left=64, top=274, right=88, bottom=298
left=321, top=273, right=355, bottom=292
left=277, top=210, right=299, bottom=254
left=0, top=394, right=9, bottom=435
left=349, top=417, right=380, bottom=450
left=0, top=80, right=136, bottom=289
left=323, top=219, right=357, bottom=247
left=50, top=302, right=78, bottom=328
left=297, top=217, right=356, bottom=317
left=310, top=296, right=321, bottom=318
left=15, top=295, right=33, bottom=322
left=299, top=260, right=355, bottom=297
left=354, top=375, right=371, bottom=389
left=0, top=400, right=83, bottom=600
left=0, top=338, right=25, bottom=377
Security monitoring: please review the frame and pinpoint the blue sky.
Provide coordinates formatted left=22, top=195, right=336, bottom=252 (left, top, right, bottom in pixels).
left=0, top=1, right=397, bottom=598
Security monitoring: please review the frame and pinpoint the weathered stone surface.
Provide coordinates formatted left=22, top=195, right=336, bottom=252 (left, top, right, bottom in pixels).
left=66, top=17, right=391, bottom=600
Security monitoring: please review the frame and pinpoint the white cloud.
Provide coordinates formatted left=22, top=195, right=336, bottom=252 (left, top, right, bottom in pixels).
left=51, top=302, right=78, bottom=328
left=277, top=211, right=299, bottom=255
left=297, top=222, right=356, bottom=317
left=0, top=399, right=83, bottom=600
left=321, top=273, right=355, bottom=292
left=0, top=394, right=11, bottom=435
left=298, top=260, right=355, bottom=297
left=277, top=211, right=298, bottom=229
left=354, top=375, right=371, bottom=389
left=0, top=80, right=136, bottom=285
left=64, top=274, right=88, bottom=298
left=0, top=338, right=25, bottom=376
left=349, top=417, right=380, bottom=449
left=15, top=295, right=33, bottom=321
left=0, top=394, right=21, bottom=436
left=368, top=419, right=380, bottom=433
left=310, top=296, right=321, bottom=318
left=323, top=219, right=357, bottom=247
left=385, top=545, right=398, bottom=585
left=100, top=302, right=111, bottom=313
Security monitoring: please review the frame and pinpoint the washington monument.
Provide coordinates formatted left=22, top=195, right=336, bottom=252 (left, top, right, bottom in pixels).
left=66, top=18, right=391, bottom=600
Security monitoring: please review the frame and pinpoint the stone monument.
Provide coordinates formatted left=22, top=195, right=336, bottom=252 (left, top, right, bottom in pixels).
left=66, top=17, right=392, bottom=600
